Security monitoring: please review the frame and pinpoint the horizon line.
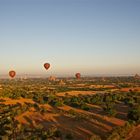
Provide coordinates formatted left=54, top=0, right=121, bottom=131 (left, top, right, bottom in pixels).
left=0, top=73, right=138, bottom=78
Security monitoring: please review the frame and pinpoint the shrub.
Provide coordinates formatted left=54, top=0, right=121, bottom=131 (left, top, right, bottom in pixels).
left=127, top=105, right=140, bottom=123
left=107, top=108, right=117, bottom=117
left=65, top=133, right=73, bottom=140
left=90, top=135, right=101, bottom=140
left=80, top=103, right=90, bottom=111
left=54, top=130, right=62, bottom=137
left=107, top=122, right=134, bottom=140
left=107, top=132, right=120, bottom=140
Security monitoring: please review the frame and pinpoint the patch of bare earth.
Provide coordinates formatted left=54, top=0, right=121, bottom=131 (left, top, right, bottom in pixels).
left=16, top=108, right=102, bottom=140
left=0, top=97, right=34, bottom=105
left=1, top=97, right=126, bottom=140
left=56, top=91, right=97, bottom=97
left=120, top=87, right=140, bottom=92
left=127, top=125, right=140, bottom=140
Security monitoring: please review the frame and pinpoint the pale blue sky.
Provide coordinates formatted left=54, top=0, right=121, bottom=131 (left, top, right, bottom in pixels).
left=0, top=0, right=140, bottom=76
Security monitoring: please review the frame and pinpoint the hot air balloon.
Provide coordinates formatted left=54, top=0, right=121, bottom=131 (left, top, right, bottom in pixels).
left=75, top=73, right=81, bottom=79
left=44, top=63, right=50, bottom=70
left=9, top=70, right=16, bottom=78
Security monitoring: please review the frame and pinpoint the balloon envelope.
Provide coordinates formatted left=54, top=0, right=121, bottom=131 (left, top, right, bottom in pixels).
left=44, top=63, right=50, bottom=70
left=75, top=73, right=81, bottom=79
left=9, top=70, right=16, bottom=78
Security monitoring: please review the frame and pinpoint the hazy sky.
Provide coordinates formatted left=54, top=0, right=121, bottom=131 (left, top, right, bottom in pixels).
left=0, top=0, right=140, bottom=76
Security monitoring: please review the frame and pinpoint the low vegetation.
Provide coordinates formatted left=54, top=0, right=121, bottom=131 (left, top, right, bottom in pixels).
left=0, top=77, right=140, bottom=139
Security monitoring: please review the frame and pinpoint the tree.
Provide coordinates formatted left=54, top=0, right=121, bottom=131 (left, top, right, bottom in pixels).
left=127, top=105, right=140, bottom=123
